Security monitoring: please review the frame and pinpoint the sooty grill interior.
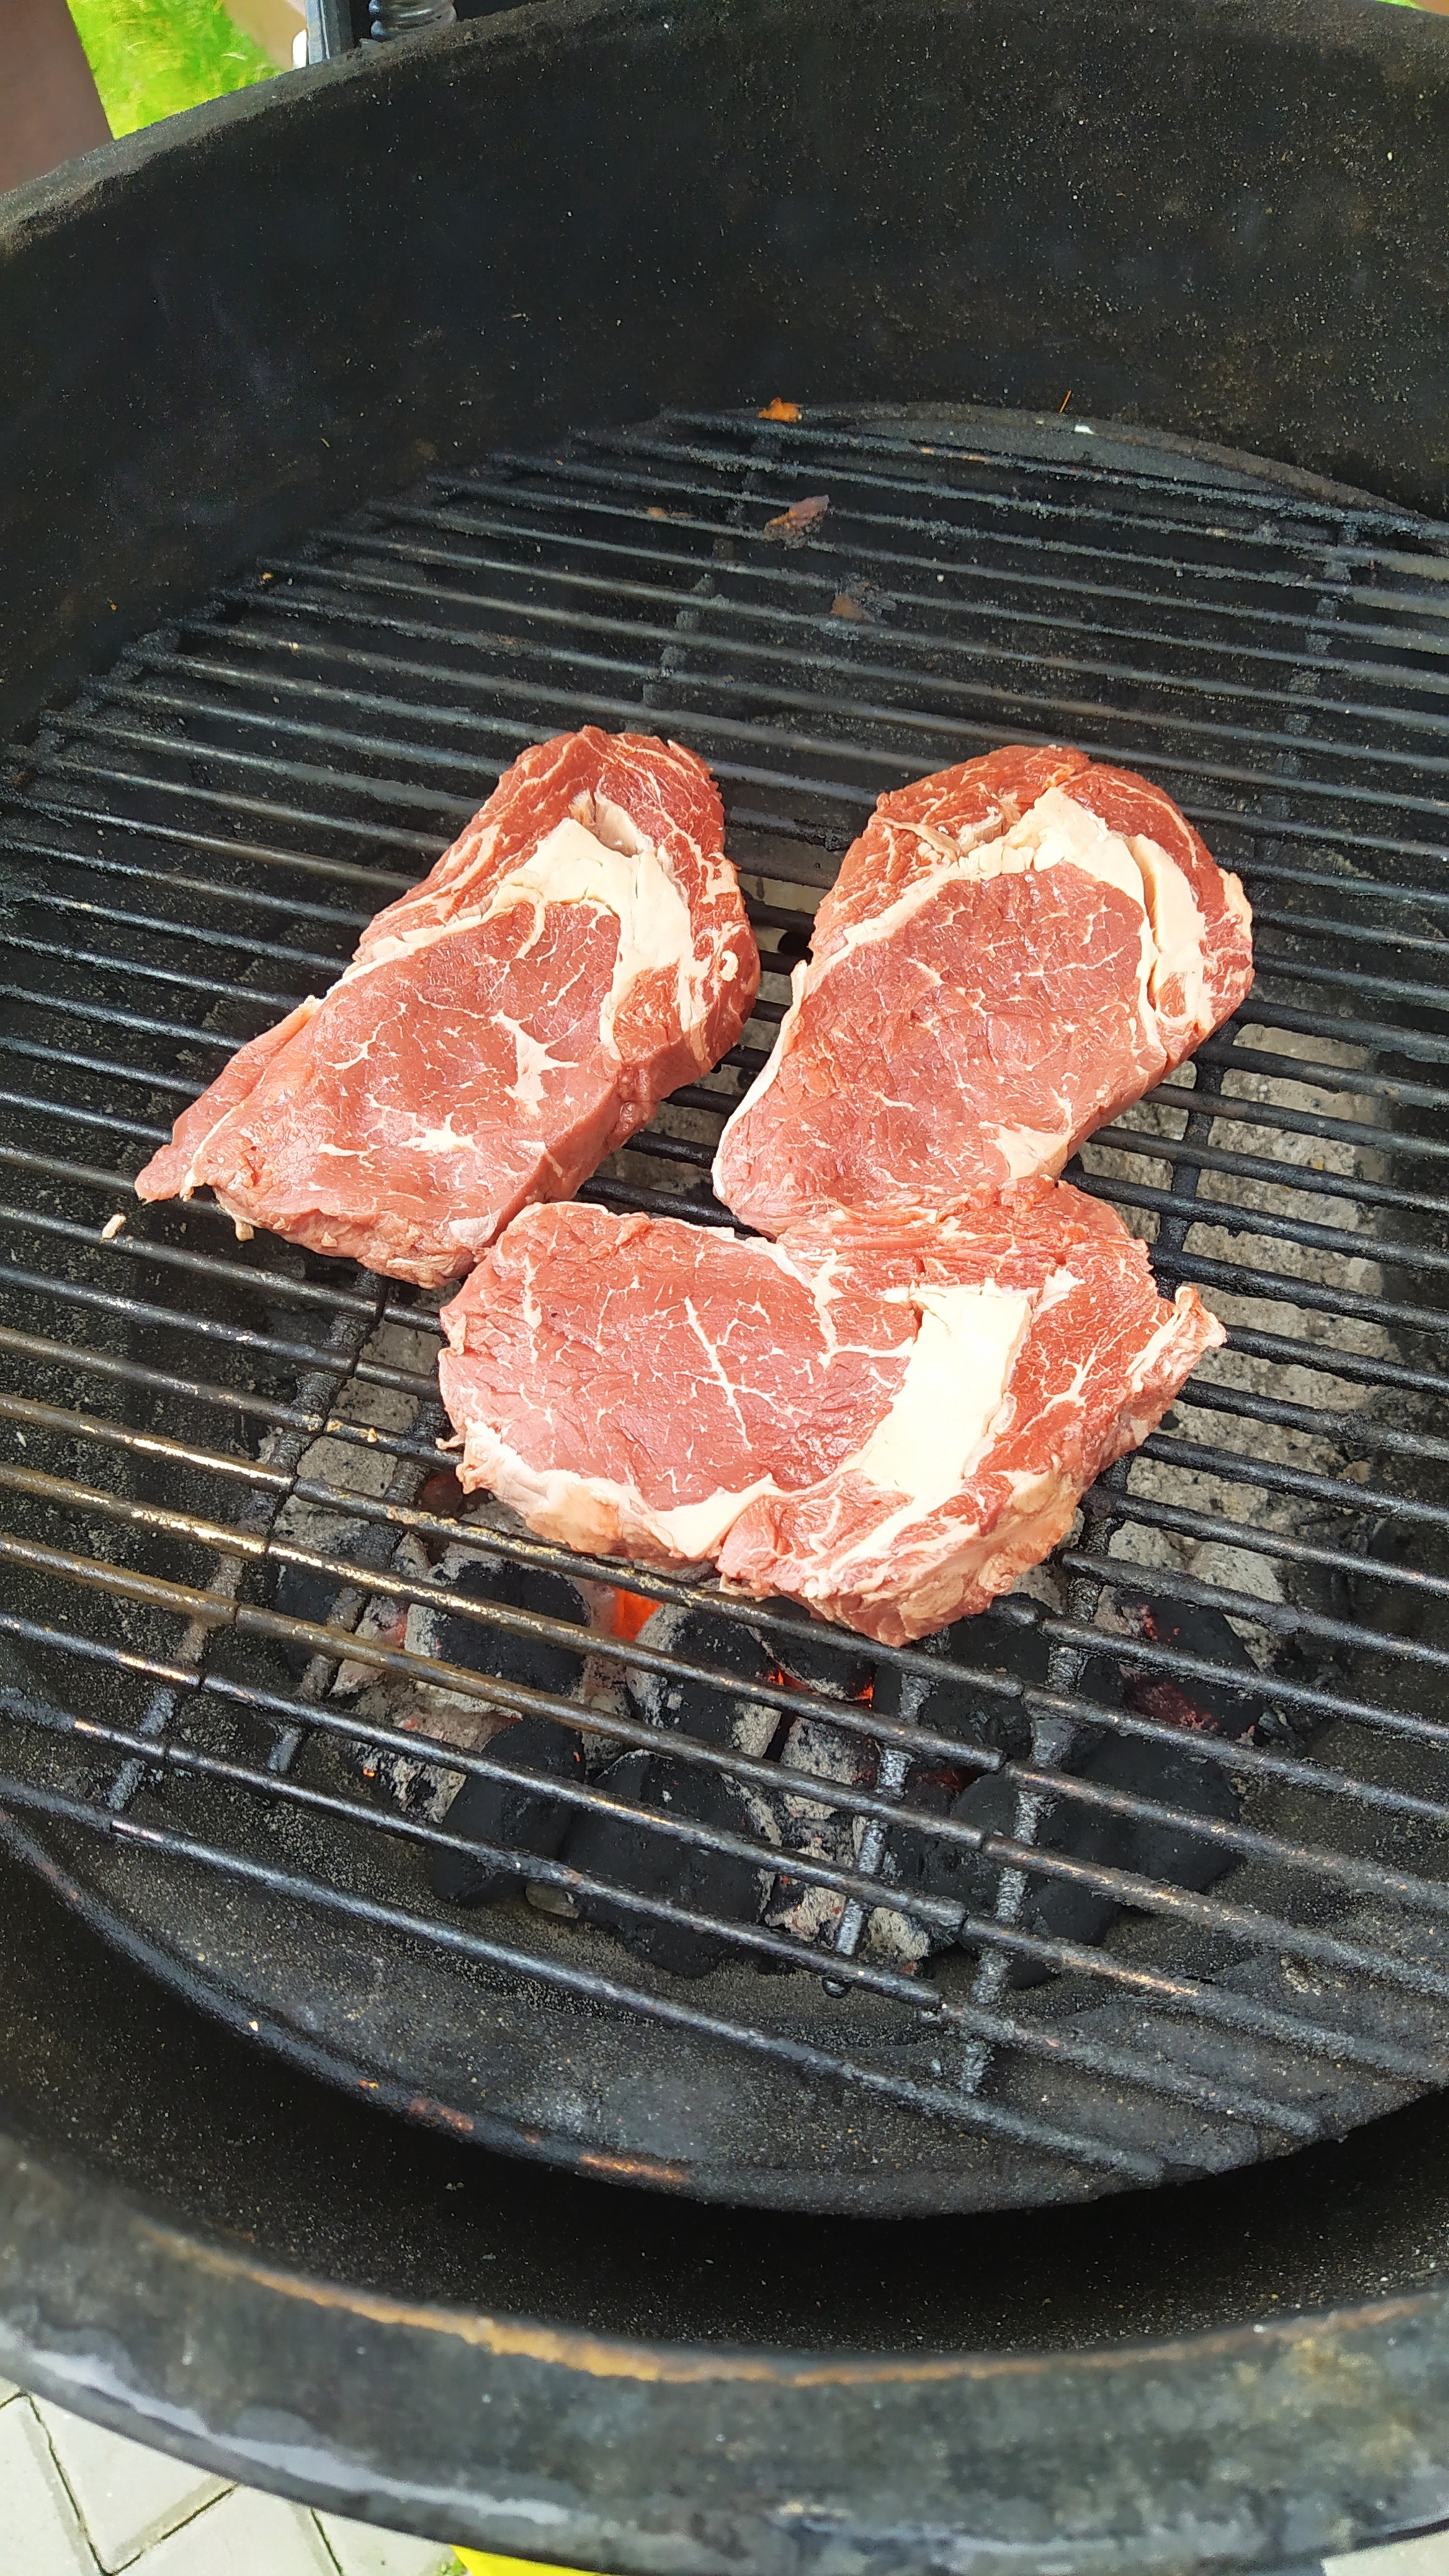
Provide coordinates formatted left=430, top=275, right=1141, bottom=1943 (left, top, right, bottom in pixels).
left=2, top=403, right=1448, bottom=2216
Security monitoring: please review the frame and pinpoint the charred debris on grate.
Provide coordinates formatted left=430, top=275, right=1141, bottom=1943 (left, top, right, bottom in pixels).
left=1, top=408, right=1449, bottom=2199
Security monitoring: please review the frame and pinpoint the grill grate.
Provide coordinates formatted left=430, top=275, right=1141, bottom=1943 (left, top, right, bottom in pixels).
left=3, top=404, right=1449, bottom=2212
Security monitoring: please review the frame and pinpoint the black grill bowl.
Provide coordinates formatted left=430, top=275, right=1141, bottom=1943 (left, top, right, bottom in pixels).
left=6, top=0, right=1449, bottom=2566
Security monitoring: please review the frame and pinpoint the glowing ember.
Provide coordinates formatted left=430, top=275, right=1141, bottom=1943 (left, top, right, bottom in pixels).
left=765, top=1662, right=873, bottom=1703
left=608, top=1588, right=658, bottom=1643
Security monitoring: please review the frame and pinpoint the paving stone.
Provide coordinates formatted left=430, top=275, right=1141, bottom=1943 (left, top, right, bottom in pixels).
left=0, top=2396, right=99, bottom=2572
left=34, top=2400, right=229, bottom=2571
left=1327, top=2536, right=1449, bottom=2576
left=315, top=2511, right=460, bottom=2575
left=137, top=2487, right=337, bottom=2575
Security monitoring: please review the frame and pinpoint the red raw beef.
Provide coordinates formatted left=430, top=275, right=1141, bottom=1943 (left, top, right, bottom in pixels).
left=437, top=1185, right=1223, bottom=1646
left=712, top=744, right=1252, bottom=1236
left=134, top=730, right=758, bottom=1288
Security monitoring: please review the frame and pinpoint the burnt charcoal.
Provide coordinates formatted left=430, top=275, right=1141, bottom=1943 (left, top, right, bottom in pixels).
left=352, top=1546, right=591, bottom=1836
left=626, top=1603, right=775, bottom=1748
left=778, top=1713, right=875, bottom=1799
left=1008, top=1726, right=1242, bottom=1986
left=765, top=1618, right=874, bottom=1702
left=1119, top=1598, right=1259, bottom=1740
left=764, top=1712, right=876, bottom=1943
left=883, top=1767, right=1020, bottom=1940
left=892, top=1756, right=1126, bottom=1986
left=270, top=1561, right=353, bottom=1676
left=862, top=1626, right=1128, bottom=1961
left=625, top=1597, right=870, bottom=1762
left=422, top=1548, right=589, bottom=1699
left=568, top=1748, right=773, bottom=1978
left=628, top=1604, right=773, bottom=1696
left=849, top=1624, right=1058, bottom=1957
left=1012, top=1829, right=1126, bottom=1977
left=430, top=1714, right=585, bottom=1907
left=880, top=1714, right=1244, bottom=1983
left=1070, top=1727, right=1241, bottom=1892
left=871, top=1609, right=1050, bottom=1756
left=628, top=1600, right=872, bottom=1739
left=849, top=1761, right=975, bottom=1971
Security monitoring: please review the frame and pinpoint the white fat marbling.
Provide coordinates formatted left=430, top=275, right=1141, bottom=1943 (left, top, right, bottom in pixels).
left=843, top=1283, right=1032, bottom=1517
left=1129, top=829, right=1212, bottom=1035
left=342, top=805, right=710, bottom=1059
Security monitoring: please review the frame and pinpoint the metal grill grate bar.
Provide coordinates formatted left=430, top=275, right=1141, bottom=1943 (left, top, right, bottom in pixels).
left=197, top=563, right=1449, bottom=758
left=86, top=625, right=1449, bottom=812
left=245, top=539, right=1449, bottom=727
left=427, top=456, right=1442, bottom=639
left=659, top=410, right=1441, bottom=533
left=8, top=1415, right=1449, bottom=1889
left=0, top=1765, right=1169, bottom=2179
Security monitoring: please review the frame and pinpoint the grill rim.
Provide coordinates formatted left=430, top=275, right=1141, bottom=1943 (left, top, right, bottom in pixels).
left=6, top=2103, right=1449, bottom=2576
left=6, top=394, right=1449, bottom=2209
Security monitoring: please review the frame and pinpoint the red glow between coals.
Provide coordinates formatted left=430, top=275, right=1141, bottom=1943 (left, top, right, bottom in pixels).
left=608, top=1589, right=658, bottom=1643
left=765, top=1664, right=874, bottom=1704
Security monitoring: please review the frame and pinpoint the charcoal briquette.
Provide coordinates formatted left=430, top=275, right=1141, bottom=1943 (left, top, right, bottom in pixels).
left=1119, top=1599, right=1259, bottom=1739
left=871, top=1609, right=1051, bottom=1754
left=763, top=1619, right=873, bottom=1702
left=430, top=1713, right=585, bottom=1907
left=888, top=1767, right=1020, bottom=1930
left=567, top=1748, right=772, bottom=1977
left=427, top=1548, right=589, bottom=1699
left=1072, top=1726, right=1241, bottom=1891
left=626, top=1600, right=804, bottom=1756
left=270, top=1561, right=355, bottom=1677
left=1008, top=1724, right=1242, bottom=1985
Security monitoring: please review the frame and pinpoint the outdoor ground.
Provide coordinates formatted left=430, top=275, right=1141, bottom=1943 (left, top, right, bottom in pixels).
left=0, top=2374, right=535, bottom=2572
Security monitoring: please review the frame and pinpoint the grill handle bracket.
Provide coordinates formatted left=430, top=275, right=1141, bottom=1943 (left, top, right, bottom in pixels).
left=304, top=0, right=354, bottom=57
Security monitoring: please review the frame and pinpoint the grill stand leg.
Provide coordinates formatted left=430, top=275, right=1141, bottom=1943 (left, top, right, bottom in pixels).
left=303, top=0, right=352, bottom=57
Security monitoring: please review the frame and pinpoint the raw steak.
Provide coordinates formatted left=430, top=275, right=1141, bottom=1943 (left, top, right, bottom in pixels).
left=712, top=744, right=1252, bottom=1235
left=135, top=730, right=758, bottom=1288
left=437, top=1186, right=1223, bottom=1646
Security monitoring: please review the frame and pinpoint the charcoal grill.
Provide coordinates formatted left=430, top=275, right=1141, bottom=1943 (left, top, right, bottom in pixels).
left=6, top=397, right=1449, bottom=2217
left=6, top=0, right=1449, bottom=2565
